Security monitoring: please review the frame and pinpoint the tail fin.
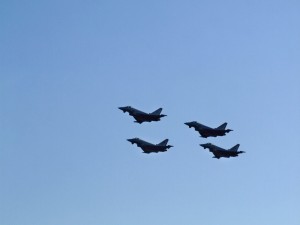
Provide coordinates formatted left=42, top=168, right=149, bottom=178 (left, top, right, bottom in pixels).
left=151, top=108, right=163, bottom=115
left=217, top=122, right=227, bottom=130
left=230, top=144, right=240, bottom=152
left=158, top=139, right=168, bottom=146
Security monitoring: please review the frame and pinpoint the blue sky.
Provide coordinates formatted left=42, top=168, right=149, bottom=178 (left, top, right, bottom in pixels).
left=1, top=1, right=300, bottom=225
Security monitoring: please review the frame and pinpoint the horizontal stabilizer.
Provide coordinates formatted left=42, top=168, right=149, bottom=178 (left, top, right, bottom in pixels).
left=230, top=144, right=240, bottom=152
left=217, top=122, right=227, bottom=130
left=158, top=139, right=168, bottom=146
left=151, top=108, right=163, bottom=115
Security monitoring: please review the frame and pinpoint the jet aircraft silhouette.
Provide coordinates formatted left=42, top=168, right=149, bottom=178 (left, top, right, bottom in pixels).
left=127, top=138, right=173, bottom=153
left=184, top=121, right=232, bottom=138
left=200, top=143, right=245, bottom=159
left=119, top=106, right=166, bottom=123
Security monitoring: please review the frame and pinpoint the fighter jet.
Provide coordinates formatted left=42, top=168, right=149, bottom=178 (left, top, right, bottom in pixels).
left=200, top=143, right=245, bottom=159
left=119, top=106, right=166, bottom=123
left=127, top=138, right=173, bottom=153
left=184, top=121, right=233, bottom=138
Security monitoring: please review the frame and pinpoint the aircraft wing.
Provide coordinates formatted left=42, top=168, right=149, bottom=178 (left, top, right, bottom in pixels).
left=141, top=145, right=168, bottom=153
left=132, top=115, right=147, bottom=123
left=211, top=151, right=223, bottom=159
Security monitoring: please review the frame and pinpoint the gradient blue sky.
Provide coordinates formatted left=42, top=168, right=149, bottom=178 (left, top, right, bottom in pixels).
left=1, top=1, right=300, bottom=225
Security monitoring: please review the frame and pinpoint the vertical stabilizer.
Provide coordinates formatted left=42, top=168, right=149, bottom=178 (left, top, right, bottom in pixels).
left=217, top=122, right=227, bottom=130
left=230, top=144, right=240, bottom=152
left=158, top=139, right=168, bottom=146
left=151, top=108, right=163, bottom=115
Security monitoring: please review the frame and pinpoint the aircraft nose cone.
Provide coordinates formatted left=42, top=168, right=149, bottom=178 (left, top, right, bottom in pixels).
left=119, top=106, right=127, bottom=112
left=184, top=122, right=193, bottom=127
left=200, top=144, right=209, bottom=149
left=127, top=138, right=138, bottom=144
left=127, top=139, right=135, bottom=145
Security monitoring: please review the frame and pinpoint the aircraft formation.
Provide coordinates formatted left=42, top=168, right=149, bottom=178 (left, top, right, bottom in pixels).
left=119, top=106, right=245, bottom=159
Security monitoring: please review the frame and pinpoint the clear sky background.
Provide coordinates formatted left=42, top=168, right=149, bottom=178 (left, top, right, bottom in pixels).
left=1, top=1, right=300, bottom=225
